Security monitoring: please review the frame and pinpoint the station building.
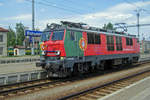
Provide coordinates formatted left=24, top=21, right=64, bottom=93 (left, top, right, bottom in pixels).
left=0, top=27, right=8, bottom=56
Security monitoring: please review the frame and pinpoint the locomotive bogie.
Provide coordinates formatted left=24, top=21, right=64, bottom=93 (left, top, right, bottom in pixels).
left=38, top=54, right=139, bottom=77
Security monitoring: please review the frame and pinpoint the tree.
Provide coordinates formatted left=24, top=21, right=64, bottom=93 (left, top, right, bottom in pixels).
left=16, top=23, right=25, bottom=46
left=7, top=27, right=16, bottom=47
left=103, top=22, right=116, bottom=30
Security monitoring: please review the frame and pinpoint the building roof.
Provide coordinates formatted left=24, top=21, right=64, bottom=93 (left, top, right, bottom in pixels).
left=15, top=45, right=25, bottom=49
left=0, top=27, right=9, bottom=32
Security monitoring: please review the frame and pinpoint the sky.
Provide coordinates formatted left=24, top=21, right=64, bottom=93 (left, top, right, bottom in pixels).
left=0, top=0, right=150, bottom=40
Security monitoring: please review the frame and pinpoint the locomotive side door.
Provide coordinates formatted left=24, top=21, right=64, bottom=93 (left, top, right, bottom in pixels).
left=64, top=30, right=84, bottom=57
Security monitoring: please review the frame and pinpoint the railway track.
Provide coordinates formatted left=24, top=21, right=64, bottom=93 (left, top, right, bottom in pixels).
left=0, top=59, right=150, bottom=99
left=0, top=78, right=72, bottom=99
left=58, top=65, right=150, bottom=100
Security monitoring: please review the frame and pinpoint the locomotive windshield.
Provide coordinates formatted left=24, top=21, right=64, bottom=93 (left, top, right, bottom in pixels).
left=41, top=31, right=51, bottom=42
left=51, top=31, right=64, bottom=41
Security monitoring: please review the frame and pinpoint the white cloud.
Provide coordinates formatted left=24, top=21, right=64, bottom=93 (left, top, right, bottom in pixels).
left=140, top=16, right=150, bottom=24
left=134, top=1, right=150, bottom=8
left=0, top=3, right=3, bottom=6
left=108, top=1, right=150, bottom=12
left=4, top=14, right=32, bottom=21
left=37, top=1, right=150, bottom=34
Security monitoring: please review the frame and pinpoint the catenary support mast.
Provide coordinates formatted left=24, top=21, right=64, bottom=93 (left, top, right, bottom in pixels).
left=32, top=0, right=35, bottom=55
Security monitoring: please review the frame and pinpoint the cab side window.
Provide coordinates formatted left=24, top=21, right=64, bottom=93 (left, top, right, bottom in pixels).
left=116, top=36, right=122, bottom=51
left=87, top=32, right=101, bottom=44
left=107, top=35, right=114, bottom=51
left=126, top=37, right=133, bottom=46
left=70, top=31, right=75, bottom=41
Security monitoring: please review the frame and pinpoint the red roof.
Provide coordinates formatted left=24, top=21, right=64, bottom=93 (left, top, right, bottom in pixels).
left=0, top=27, right=9, bottom=32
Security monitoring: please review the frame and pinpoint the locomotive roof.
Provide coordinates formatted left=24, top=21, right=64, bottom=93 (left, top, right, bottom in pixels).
left=46, top=26, right=138, bottom=39
left=66, top=27, right=137, bottom=38
left=45, top=21, right=138, bottom=39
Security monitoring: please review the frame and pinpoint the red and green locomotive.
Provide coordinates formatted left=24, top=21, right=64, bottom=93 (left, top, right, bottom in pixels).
left=36, top=21, right=140, bottom=77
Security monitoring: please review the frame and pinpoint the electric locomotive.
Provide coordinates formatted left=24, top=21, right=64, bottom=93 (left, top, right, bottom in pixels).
left=36, top=21, right=140, bottom=77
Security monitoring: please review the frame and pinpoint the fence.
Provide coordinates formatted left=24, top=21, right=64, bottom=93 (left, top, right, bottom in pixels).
left=7, top=48, right=40, bottom=56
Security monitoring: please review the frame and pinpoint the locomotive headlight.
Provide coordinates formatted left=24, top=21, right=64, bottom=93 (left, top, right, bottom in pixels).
left=40, top=43, right=47, bottom=51
left=55, top=51, right=60, bottom=55
left=42, top=51, right=46, bottom=55
left=60, top=57, right=64, bottom=60
left=41, top=45, right=44, bottom=50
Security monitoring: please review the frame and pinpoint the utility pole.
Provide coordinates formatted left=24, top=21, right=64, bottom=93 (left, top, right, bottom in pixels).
left=135, top=9, right=143, bottom=39
left=137, top=12, right=140, bottom=38
left=32, top=0, right=35, bottom=55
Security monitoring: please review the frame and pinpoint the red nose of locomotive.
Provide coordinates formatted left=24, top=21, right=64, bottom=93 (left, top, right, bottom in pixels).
left=45, top=30, right=65, bottom=57
left=41, top=41, right=65, bottom=57
left=46, top=44, right=61, bottom=56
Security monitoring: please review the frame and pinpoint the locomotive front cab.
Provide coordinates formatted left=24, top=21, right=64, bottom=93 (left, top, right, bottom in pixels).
left=39, top=29, right=65, bottom=57
left=36, top=29, right=68, bottom=77
left=46, top=30, right=65, bottom=57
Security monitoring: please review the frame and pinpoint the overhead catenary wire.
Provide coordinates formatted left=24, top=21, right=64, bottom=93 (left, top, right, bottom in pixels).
left=124, top=0, right=141, bottom=9
left=57, top=0, right=96, bottom=13
left=141, top=9, right=150, bottom=14
left=42, top=0, right=90, bottom=14
left=25, top=0, right=98, bottom=25
left=123, top=0, right=150, bottom=38
left=124, top=0, right=150, bottom=15
left=25, top=0, right=83, bottom=14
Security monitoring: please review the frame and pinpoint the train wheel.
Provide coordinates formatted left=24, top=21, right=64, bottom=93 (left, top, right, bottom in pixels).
left=78, top=64, right=84, bottom=74
left=122, top=58, right=128, bottom=65
left=83, top=63, right=89, bottom=73
left=99, top=61, right=106, bottom=70
left=72, top=63, right=83, bottom=76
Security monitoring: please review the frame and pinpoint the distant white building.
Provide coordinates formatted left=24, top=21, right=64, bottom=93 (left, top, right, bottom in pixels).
left=0, top=27, right=8, bottom=56
left=140, top=40, right=150, bottom=53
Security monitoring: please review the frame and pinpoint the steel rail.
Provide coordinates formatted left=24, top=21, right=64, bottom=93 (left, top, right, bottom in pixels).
left=0, top=58, right=150, bottom=98
left=0, top=77, right=78, bottom=97
left=0, top=79, right=59, bottom=95
left=0, top=78, right=47, bottom=88
left=58, top=63, right=150, bottom=100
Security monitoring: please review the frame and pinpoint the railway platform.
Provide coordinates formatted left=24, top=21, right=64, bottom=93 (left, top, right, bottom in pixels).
left=140, top=53, right=150, bottom=58
left=0, top=55, right=41, bottom=75
left=0, top=62, right=44, bottom=86
left=0, top=55, right=39, bottom=60
left=0, top=57, right=43, bottom=86
left=0, top=55, right=40, bottom=64
left=99, top=76, right=150, bottom=100
left=0, top=62, right=42, bottom=74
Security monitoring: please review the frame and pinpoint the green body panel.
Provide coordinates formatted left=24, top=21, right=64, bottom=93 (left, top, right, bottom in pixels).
left=64, top=30, right=84, bottom=57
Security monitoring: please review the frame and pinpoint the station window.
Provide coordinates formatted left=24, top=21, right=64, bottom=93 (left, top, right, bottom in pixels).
left=0, top=47, right=3, bottom=55
left=87, top=32, right=100, bottom=44
left=116, top=36, right=122, bottom=51
left=107, top=35, right=114, bottom=51
left=126, top=37, right=133, bottom=46
left=0, top=35, right=3, bottom=42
